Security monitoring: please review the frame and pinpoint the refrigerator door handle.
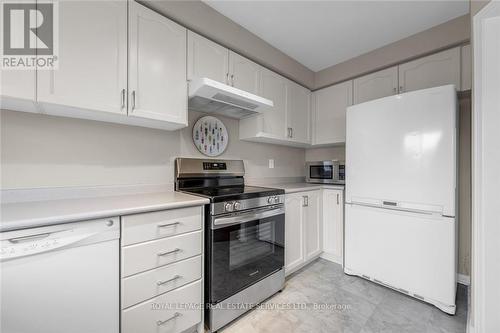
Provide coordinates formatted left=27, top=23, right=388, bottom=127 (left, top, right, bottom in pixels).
left=351, top=202, right=438, bottom=216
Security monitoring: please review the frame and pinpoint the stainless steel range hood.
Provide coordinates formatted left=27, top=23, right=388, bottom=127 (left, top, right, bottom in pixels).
left=188, top=78, right=273, bottom=119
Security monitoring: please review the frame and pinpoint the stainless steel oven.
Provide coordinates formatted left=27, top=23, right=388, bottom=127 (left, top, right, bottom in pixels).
left=175, top=157, right=286, bottom=332
left=306, top=160, right=345, bottom=184
left=208, top=205, right=285, bottom=303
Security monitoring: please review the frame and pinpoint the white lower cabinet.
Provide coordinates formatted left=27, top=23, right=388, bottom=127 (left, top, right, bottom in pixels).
left=285, top=190, right=322, bottom=275
left=122, top=280, right=202, bottom=333
left=120, top=206, right=204, bottom=333
left=284, top=193, right=305, bottom=274
left=320, top=188, right=344, bottom=265
left=304, top=190, right=322, bottom=260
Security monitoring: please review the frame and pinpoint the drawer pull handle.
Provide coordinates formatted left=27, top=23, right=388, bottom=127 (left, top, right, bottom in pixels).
left=157, top=275, right=181, bottom=286
left=157, top=222, right=180, bottom=228
left=157, top=248, right=181, bottom=257
left=157, top=312, right=181, bottom=326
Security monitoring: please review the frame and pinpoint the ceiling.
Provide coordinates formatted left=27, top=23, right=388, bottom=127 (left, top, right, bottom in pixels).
left=203, top=1, right=470, bottom=72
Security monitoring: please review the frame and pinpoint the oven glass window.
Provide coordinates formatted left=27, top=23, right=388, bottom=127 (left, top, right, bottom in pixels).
left=229, top=222, right=275, bottom=270
left=209, top=211, right=285, bottom=303
left=310, top=165, right=333, bottom=179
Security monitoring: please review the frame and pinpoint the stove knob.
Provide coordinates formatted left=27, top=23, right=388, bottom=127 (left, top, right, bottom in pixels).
left=225, top=202, right=234, bottom=212
left=234, top=201, right=241, bottom=210
left=274, top=196, right=280, bottom=204
left=267, top=196, right=273, bottom=204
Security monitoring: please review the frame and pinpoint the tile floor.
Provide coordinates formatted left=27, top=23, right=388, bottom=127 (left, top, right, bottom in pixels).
left=221, top=259, right=467, bottom=333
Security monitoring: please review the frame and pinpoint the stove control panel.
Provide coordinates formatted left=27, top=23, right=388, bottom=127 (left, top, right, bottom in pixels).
left=215, top=195, right=285, bottom=215
left=224, top=202, right=234, bottom=212
left=267, top=196, right=281, bottom=204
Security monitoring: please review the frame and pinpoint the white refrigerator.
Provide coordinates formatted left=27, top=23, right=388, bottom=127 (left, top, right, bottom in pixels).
left=344, top=85, right=458, bottom=314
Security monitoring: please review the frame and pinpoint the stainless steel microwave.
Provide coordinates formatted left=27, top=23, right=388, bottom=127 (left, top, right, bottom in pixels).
left=305, top=161, right=345, bottom=184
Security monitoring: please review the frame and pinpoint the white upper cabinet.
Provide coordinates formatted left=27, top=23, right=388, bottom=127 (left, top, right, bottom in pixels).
left=0, top=0, right=37, bottom=112
left=353, top=66, right=398, bottom=104
left=312, top=80, right=352, bottom=146
left=287, top=82, right=311, bottom=144
left=257, top=68, right=288, bottom=138
left=187, top=31, right=229, bottom=84
left=398, top=47, right=461, bottom=93
left=461, top=44, right=472, bottom=91
left=239, top=74, right=312, bottom=147
left=128, top=1, right=187, bottom=126
left=0, top=70, right=37, bottom=113
left=37, top=0, right=127, bottom=115
left=228, top=51, right=261, bottom=95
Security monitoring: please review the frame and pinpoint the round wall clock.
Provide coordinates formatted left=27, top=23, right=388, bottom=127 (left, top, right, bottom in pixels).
left=192, top=116, right=229, bottom=157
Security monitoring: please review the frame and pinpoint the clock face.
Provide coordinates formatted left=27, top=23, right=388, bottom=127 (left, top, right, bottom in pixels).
left=192, top=116, right=229, bottom=157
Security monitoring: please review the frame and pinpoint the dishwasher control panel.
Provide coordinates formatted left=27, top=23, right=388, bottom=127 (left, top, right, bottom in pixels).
left=0, top=218, right=119, bottom=261
left=1, top=230, right=85, bottom=260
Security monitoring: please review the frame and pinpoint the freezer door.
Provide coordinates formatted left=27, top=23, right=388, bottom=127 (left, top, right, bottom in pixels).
left=346, top=85, right=457, bottom=216
left=344, top=204, right=456, bottom=311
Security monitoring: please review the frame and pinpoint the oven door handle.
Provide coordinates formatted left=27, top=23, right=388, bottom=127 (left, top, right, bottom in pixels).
left=212, top=207, right=285, bottom=229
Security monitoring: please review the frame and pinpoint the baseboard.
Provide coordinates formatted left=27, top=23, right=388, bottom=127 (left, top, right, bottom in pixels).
left=457, top=273, right=470, bottom=286
left=285, top=254, right=322, bottom=277
left=320, top=251, right=342, bottom=265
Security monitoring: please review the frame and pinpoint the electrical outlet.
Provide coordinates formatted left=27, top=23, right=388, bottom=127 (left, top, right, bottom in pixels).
left=268, top=159, right=275, bottom=169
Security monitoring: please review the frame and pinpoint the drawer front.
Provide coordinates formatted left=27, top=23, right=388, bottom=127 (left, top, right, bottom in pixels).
left=122, top=231, right=202, bottom=277
left=122, top=255, right=202, bottom=309
left=122, top=280, right=202, bottom=333
left=121, top=206, right=203, bottom=246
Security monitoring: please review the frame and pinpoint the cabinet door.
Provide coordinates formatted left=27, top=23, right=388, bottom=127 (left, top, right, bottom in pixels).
left=285, top=193, right=304, bottom=275
left=353, top=66, right=398, bottom=104
left=461, top=44, right=472, bottom=91
left=229, top=51, right=261, bottom=95
left=0, top=70, right=37, bottom=113
left=312, top=80, right=352, bottom=145
left=287, top=82, right=311, bottom=144
left=322, top=189, right=344, bottom=264
left=37, top=0, right=127, bottom=115
left=187, top=31, right=229, bottom=84
left=128, top=2, right=187, bottom=125
left=398, top=47, right=461, bottom=93
left=259, top=68, right=288, bottom=138
left=304, top=190, right=322, bottom=260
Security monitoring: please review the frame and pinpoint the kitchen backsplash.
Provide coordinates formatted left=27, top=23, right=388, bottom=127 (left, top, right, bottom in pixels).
left=0, top=109, right=305, bottom=190
left=305, top=146, right=345, bottom=162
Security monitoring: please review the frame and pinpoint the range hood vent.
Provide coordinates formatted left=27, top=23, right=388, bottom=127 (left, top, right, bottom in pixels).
left=188, top=78, right=273, bottom=119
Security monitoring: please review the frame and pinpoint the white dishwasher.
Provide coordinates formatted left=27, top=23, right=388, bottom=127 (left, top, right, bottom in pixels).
left=0, top=217, right=120, bottom=333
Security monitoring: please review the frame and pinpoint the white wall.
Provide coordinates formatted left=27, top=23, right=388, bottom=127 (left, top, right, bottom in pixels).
left=0, top=110, right=305, bottom=189
left=471, top=2, right=500, bottom=331
left=305, top=146, right=345, bottom=162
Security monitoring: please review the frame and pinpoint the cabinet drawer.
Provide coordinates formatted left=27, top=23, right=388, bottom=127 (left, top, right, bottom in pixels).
left=121, top=206, right=202, bottom=246
left=122, top=255, right=202, bottom=309
left=122, top=231, right=202, bottom=277
left=122, top=280, right=202, bottom=333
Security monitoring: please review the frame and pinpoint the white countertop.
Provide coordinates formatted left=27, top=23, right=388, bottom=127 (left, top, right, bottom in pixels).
left=1, top=191, right=209, bottom=232
left=255, top=182, right=345, bottom=194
